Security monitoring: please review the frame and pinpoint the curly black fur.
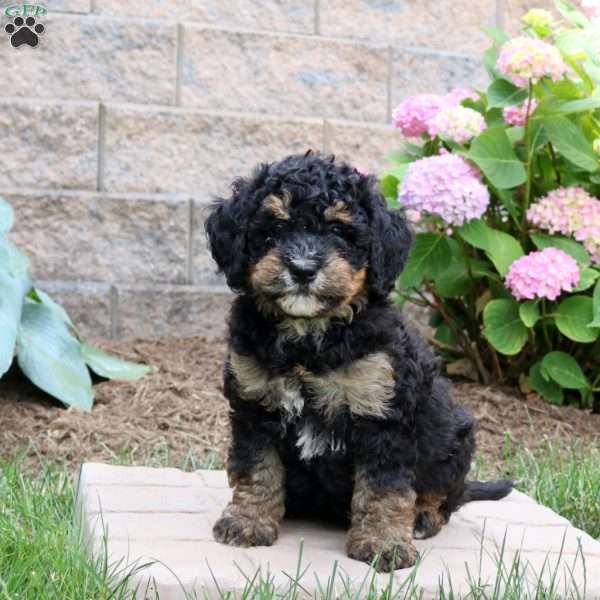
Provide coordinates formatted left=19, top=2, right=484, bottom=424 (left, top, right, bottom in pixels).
left=206, top=151, right=512, bottom=568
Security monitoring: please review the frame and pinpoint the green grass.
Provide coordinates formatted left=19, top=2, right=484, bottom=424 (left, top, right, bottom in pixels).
left=0, top=443, right=598, bottom=599
left=0, top=461, right=152, bottom=599
left=502, top=439, right=600, bottom=539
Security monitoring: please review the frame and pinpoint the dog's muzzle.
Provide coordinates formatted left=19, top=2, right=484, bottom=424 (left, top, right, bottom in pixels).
left=281, top=235, right=324, bottom=287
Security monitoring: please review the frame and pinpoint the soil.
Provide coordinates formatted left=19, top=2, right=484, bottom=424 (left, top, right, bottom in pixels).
left=0, top=337, right=598, bottom=474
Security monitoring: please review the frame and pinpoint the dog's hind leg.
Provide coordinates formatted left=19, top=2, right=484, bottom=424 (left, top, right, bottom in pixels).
left=413, top=492, right=448, bottom=539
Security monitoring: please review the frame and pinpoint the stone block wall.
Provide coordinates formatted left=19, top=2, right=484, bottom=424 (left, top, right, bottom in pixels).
left=0, top=0, right=543, bottom=339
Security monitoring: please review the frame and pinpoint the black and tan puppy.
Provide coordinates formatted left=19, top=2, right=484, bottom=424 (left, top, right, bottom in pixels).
left=205, top=151, right=511, bottom=572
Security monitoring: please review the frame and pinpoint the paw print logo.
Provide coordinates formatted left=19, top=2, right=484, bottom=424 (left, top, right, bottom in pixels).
left=5, top=16, right=44, bottom=48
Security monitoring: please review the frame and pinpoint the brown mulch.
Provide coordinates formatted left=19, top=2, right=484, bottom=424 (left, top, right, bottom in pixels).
left=0, top=337, right=598, bottom=474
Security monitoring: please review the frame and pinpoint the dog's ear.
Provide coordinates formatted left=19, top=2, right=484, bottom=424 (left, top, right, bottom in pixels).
left=205, top=184, right=251, bottom=292
left=360, top=178, right=413, bottom=298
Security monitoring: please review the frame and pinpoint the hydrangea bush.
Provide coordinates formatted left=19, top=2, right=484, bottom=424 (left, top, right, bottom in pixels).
left=382, top=0, right=600, bottom=411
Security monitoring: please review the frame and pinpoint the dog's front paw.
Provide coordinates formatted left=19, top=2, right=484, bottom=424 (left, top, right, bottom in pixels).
left=213, top=511, right=279, bottom=547
left=347, top=535, right=418, bottom=572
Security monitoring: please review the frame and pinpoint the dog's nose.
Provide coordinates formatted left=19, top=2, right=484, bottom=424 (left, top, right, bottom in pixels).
left=288, top=259, right=318, bottom=283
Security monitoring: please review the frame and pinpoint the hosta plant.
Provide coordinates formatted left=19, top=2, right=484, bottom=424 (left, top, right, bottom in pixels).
left=0, top=196, right=151, bottom=410
left=383, top=0, right=600, bottom=411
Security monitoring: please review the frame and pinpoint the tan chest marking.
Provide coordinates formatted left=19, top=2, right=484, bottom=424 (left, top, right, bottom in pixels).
left=229, top=351, right=303, bottom=420
left=229, top=351, right=396, bottom=421
left=302, top=352, right=396, bottom=420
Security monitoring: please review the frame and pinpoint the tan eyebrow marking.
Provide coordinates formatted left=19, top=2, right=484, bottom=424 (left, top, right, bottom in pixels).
left=263, top=193, right=291, bottom=220
left=324, top=201, right=352, bottom=225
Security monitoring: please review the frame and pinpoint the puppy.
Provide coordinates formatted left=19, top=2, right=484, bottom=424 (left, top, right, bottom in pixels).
left=205, top=152, right=511, bottom=572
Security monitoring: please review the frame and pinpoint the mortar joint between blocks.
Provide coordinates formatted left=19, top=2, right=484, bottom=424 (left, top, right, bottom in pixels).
left=386, top=45, right=393, bottom=125
left=322, top=120, right=330, bottom=153
left=186, top=198, right=194, bottom=284
left=109, top=285, right=119, bottom=339
left=496, top=0, right=506, bottom=32
left=175, top=23, right=184, bottom=106
left=97, top=102, right=106, bottom=193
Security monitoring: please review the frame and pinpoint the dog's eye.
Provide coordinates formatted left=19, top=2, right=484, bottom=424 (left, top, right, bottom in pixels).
left=329, top=223, right=344, bottom=236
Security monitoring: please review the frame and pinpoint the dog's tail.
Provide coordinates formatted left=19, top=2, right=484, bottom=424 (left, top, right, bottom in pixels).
left=460, top=479, right=513, bottom=503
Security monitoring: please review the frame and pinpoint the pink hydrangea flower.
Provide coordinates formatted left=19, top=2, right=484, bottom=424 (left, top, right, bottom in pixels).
left=497, top=37, right=567, bottom=87
left=428, top=105, right=486, bottom=143
left=392, top=94, right=448, bottom=137
left=574, top=221, right=600, bottom=265
left=581, top=0, right=600, bottom=19
left=391, top=88, right=479, bottom=138
left=505, top=248, right=580, bottom=301
left=503, top=98, right=538, bottom=126
left=398, top=154, right=490, bottom=226
left=446, top=87, right=479, bottom=105
left=527, top=187, right=600, bottom=263
left=405, top=209, right=422, bottom=224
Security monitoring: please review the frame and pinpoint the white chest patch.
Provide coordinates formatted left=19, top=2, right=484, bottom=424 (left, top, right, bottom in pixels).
left=274, top=378, right=304, bottom=423
left=295, top=422, right=346, bottom=461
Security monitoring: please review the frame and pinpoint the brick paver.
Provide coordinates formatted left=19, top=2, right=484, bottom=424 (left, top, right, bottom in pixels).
left=76, top=463, right=600, bottom=598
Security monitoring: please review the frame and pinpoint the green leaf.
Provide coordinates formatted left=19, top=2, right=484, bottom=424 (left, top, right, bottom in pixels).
left=544, top=78, right=585, bottom=100
left=459, top=219, right=524, bottom=276
left=434, top=255, right=497, bottom=298
left=383, top=165, right=410, bottom=180
left=400, top=141, right=426, bottom=159
left=467, top=126, right=527, bottom=189
left=519, top=301, right=540, bottom=327
left=483, top=298, right=529, bottom=355
left=529, top=361, right=564, bottom=405
left=495, top=188, right=520, bottom=222
left=81, top=343, right=153, bottom=381
left=384, top=151, right=415, bottom=165
left=0, top=238, right=30, bottom=377
left=530, top=233, right=590, bottom=265
left=380, top=174, right=399, bottom=204
left=0, top=196, right=13, bottom=234
left=539, top=97, right=600, bottom=116
left=574, top=267, right=600, bottom=292
left=0, top=235, right=29, bottom=278
left=29, top=288, right=75, bottom=331
left=529, top=119, right=549, bottom=150
left=555, top=295, right=600, bottom=342
left=487, top=79, right=528, bottom=108
left=16, top=302, right=94, bottom=410
left=542, top=116, right=599, bottom=172
left=469, top=258, right=498, bottom=279
left=434, top=257, right=470, bottom=298
left=483, top=46, right=501, bottom=79
left=554, top=0, right=590, bottom=28
left=541, top=350, right=589, bottom=389
left=482, top=26, right=509, bottom=44
left=434, top=324, right=459, bottom=347
left=485, top=107, right=506, bottom=128
left=398, top=233, right=450, bottom=288
left=506, top=126, right=524, bottom=145
left=590, top=279, right=600, bottom=327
